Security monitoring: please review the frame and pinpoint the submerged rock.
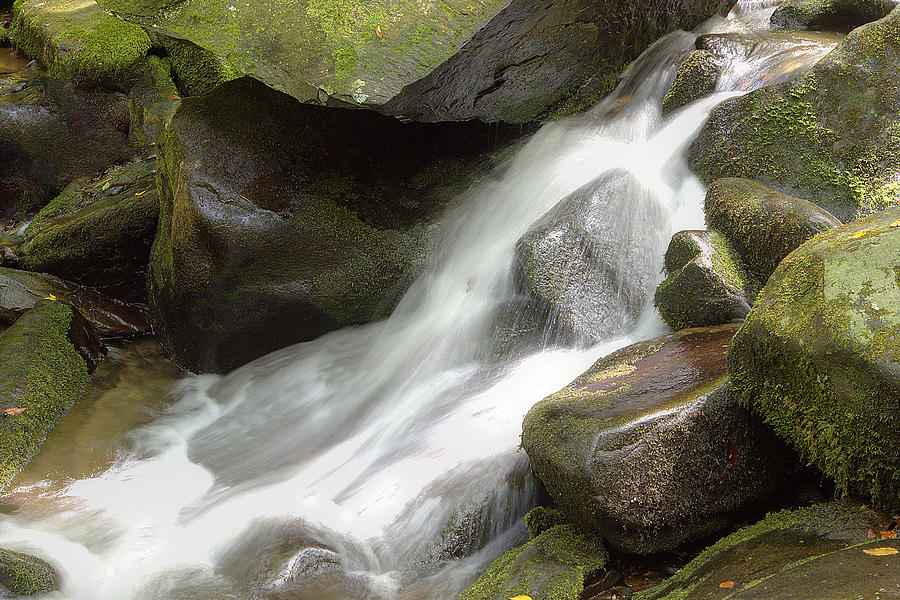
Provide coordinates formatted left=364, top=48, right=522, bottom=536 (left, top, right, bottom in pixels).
left=0, top=548, right=59, bottom=596
left=638, top=502, right=895, bottom=599
left=704, top=177, right=841, bottom=281
left=771, top=0, right=896, bottom=31
left=522, top=324, right=792, bottom=554
left=514, top=169, right=667, bottom=343
left=654, top=230, right=755, bottom=330
left=688, top=7, right=900, bottom=221
left=729, top=205, right=900, bottom=512
left=0, top=299, right=104, bottom=490
left=661, top=50, right=724, bottom=115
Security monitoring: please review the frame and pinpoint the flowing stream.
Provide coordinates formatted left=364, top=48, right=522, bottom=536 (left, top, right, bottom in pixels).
left=1, top=3, right=841, bottom=598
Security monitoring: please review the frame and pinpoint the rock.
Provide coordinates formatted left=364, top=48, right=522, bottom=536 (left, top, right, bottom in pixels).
left=688, top=7, right=900, bottom=222
left=151, top=77, right=519, bottom=373
left=705, top=177, right=841, bottom=281
left=485, top=297, right=556, bottom=360
left=126, top=55, right=181, bottom=151
left=728, top=205, right=900, bottom=512
left=514, top=169, right=667, bottom=344
left=662, top=50, right=724, bottom=115
left=94, top=0, right=734, bottom=122
left=10, top=0, right=150, bottom=84
left=695, top=32, right=763, bottom=58
left=524, top=507, right=570, bottom=538
left=654, top=230, right=755, bottom=331
left=0, top=267, right=150, bottom=337
left=771, top=0, right=896, bottom=31
left=0, top=299, right=104, bottom=490
left=637, top=502, right=896, bottom=600
left=151, top=34, right=239, bottom=97
left=0, top=71, right=133, bottom=217
left=522, top=324, right=793, bottom=554
left=16, top=159, right=159, bottom=302
left=459, top=524, right=607, bottom=600
left=0, top=548, right=59, bottom=596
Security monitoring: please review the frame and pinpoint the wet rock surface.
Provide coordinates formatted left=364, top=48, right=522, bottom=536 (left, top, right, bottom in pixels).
left=522, top=324, right=792, bottom=554
left=661, top=50, right=723, bottom=115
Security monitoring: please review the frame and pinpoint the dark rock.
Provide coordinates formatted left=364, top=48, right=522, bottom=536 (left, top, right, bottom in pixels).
left=514, top=169, right=667, bottom=344
left=16, top=159, right=159, bottom=302
left=654, top=230, right=755, bottom=330
left=0, top=548, right=59, bottom=596
left=728, top=205, right=900, bottom=512
left=0, top=299, right=104, bottom=490
left=151, top=77, right=518, bottom=373
left=637, top=502, right=895, bottom=600
left=688, top=7, right=900, bottom=222
left=705, top=177, right=841, bottom=281
left=126, top=55, right=181, bottom=151
left=662, top=50, right=724, bottom=115
left=0, top=267, right=150, bottom=338
left=522, top=324, right=792, bottom=554
left=151, top=34, right=238, bottom=98
left=771, top=0, right=896, bottom=31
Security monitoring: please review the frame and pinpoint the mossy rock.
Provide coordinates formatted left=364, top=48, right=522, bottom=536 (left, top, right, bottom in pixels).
left=662, top=50, right=724, bottom=115
left=127, top=55, right=181, bottom=151
left=9, top=0, right=150, bottom=84
left=688, top=7, right=900, bottom=222
left=728, top=205, right=900, bottom=512
left=654, top=230, right=756, bottom=330
left=0, top=548, right=59, bottom=596
left=525, top=507, right=570, bottom=538
left=705, top=177, right=841, bottom=282
left=151, top=33, right=239, bottom=97
left=459, top=524, right=607, bottom=600
left=17, top=159, right=159, bottom=302
left=637, top=502, right=895, bottom=600
left=522, top=324, right=793, bottom=554
left=0, top=299, right=104, bottom=490
left=771, top=0, right=896, bottom=31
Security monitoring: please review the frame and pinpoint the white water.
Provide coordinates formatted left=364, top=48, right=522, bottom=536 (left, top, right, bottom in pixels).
left=1, top=4, right=840, bottom=599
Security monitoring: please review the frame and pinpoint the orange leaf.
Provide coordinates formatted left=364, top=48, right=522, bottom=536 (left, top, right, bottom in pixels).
left=3, top=408, right=26, bottom=416
left=376, top=25, right=383, bottom=38
left=862, top=547, right=898, bottom=556
left=881, top=531, right=898, bottom=539
left=868, top=528, right=878, bottom=539
left=719, top=581, right=735, bottom=588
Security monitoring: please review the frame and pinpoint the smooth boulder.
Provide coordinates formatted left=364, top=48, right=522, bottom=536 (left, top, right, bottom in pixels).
left=771, top=0, right=896, bottom=31
left=705, top=177, right=840, bottom=281
left=654, top=230, right=755, bottom=330
left=729, top=205, right=900, bottom=512
left=514, top=169, right=667, bottom=343
left=522, top=324, right=792, bottom=554
left=689, top=7, right=900, bottom=222
left=0, top=549, right=59, bottom=596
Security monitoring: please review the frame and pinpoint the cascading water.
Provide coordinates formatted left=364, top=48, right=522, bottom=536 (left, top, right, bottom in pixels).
left=1, top=3, right=842, bottom=598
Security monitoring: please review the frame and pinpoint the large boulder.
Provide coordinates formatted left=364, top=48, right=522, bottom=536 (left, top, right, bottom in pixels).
left=522, top=324, right=792, bottom=554
left=0, top=299, right=104, bottom=490
left=0, top=548, right=59, bottom=596
left=93, top=0, right=734, bottom=122
left=10, top=0, right=150, bottom=84
left=0, top=69, right=133, bottom=217
left=705, top=177, right=841, bottom=282
left=638, top=502, right=896, bottom=600
left=688, top=7, right=900, bottom=222
left=728, top=205, right=900, bottom=512
left=654, top=230, right=755, bottom=330
left=514, top=169, right=667, bottom=343
left=771, top=0, right=896, bottom=31
left=16, top=159, right=159, bottom=302
left=151, top=77, right=519, bottom=373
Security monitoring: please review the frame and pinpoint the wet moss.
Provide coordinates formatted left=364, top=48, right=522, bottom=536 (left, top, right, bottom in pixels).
left=661, top=50, right=723, bottom=115
left=525, top=507, right=570, bottom=539
left=0, top=549, right=59, bottom=595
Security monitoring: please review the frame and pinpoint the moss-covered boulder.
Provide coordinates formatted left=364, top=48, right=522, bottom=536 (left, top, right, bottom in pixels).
left=688, top=7, right=900, bottom=222
left=150, top=34, right=239, bottom=98
left=771, top=0, right=896, bottom=31
left=637, top=502, right=895, bottom=600
left=126, top=55, right=181, bottom=151
left=728, top=205, right=900, bottom=512
left=662, top=50, right=724, bottom=115
left=705, top=178, right=841, bottom=282
left=522, top=324, right=792, bottom=554
left=459, top=524, right=607, bottom=600
left=151, top=77, right=519, bottom=373
left=10, top=0, right=150, bottom=84
left=514, top=169, right=667, bottom=343
left=0, top=71, right=133, bottom=217
left=93, top=0, right=733, bottom=122
left=0, top=267, right=150, bottom=337
left=0, top=299, right=104, bottom=489
left=654, top=230, right=756, bottom=330
left=0, top=548, right=59, bottom=596
left=17, top=159, right=159, bottom=302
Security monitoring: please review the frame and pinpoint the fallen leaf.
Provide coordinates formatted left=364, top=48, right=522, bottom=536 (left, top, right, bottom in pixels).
left=101, top=181, right=111, bottom=191
left=3, top=408, right=26, bottom=416
left=881, top=531, right=898, bottom=539
left=509, top=596, right=532, bottom=600
left=43, top=293, right=56, bottom=301
left=851, top=230, right=868, bottom=238
left=868, top=529, right=878, bottom=539
left=891, top=219, right=900, bottom=228
left=135, top=190, right=148, bottom=197
left=862, top=547, right=898, bottom=556
left=719, top=581, right=735, bottom=588
left=376, top=25, right=382, bottom=38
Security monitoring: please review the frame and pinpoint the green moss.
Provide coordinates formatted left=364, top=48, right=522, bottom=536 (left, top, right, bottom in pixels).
left=662, top=50, right=722, bottom=115
left=155, top=34, right=239, bottom=96
left=0, top=549, right=59, bottom=595
left=525, top=507, right=570, bottom=539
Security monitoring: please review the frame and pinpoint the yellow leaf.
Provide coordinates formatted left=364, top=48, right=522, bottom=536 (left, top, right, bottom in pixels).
left=851, top=230, right=868, bottom=238
left=862, top=547, right=898, bottom=556
left=135, top=190, right=148, bottom=197
left=891, top=219, right=900, bottom=228
left=509, top=596, right=532, bottom=600
left=376, top=25, right=383, bottom=38
left=43, top=293, right=56, bottom=301
left=719, top=581, right=735, bottom=588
